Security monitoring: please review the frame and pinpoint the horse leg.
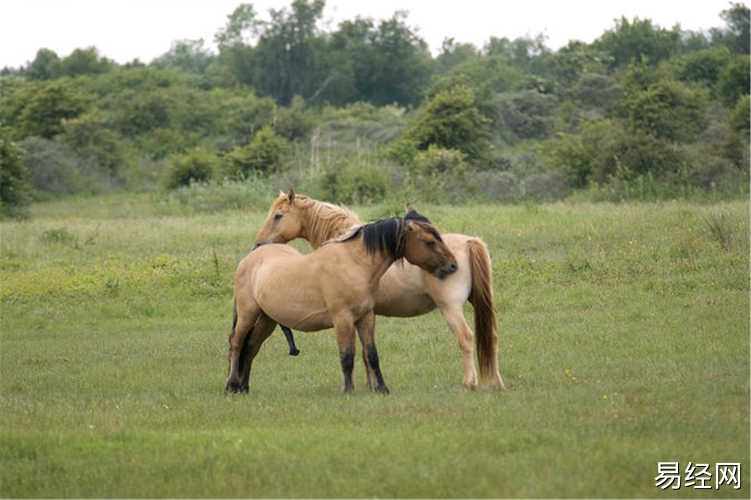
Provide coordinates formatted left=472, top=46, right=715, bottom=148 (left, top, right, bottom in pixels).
left=356, top=311, right=389, bottom=394
left=438, top=304, right=479, bottom=390
left=239, top=314, right=277, bottom=392
left=227, top=303, right=260, bottom=394
left=332, top=313, right=357, bottom=393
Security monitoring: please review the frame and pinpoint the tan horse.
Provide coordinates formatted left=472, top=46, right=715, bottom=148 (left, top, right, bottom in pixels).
left=254, top=190, right=505, bottom=390
left=227, top=209, right=458, bottom=394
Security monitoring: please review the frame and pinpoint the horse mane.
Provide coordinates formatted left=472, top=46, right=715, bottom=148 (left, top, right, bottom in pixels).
left=336, top=210, right=439, bottom=260
left=292, top=195, right=361, bottom=248
left=340, top=217, right=407, bottom=260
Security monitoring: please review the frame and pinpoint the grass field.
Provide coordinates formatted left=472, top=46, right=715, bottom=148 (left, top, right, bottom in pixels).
left=1, top=195, right=749, bottom=498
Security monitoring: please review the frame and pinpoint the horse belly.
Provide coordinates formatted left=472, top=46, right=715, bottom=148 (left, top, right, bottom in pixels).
left=374, top=264, right=436, bottom=317
left=257, top=292, right=333, bottom=332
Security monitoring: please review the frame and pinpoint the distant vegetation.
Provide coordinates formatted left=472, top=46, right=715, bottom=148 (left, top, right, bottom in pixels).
left=1, top=1, right=749, bottom=217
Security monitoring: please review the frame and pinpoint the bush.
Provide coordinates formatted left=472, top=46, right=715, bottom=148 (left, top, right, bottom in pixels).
left=590, top=129, right=686, bottom=182
left=318, top=161, right=390, bottom=205
left=728, top=95, right=750, bottom=134
left=21, top=138, right=83, bottom=196
left=222, top=127, right=290, bottom=179
left=404, top=84, right=490, bottom=164
left=716, top=55, right=750, bottom=107
left=0, top=128, right=33, bottom=218
left=165, top=148, right=218, bottom=189
left=618, top=79, right=708, bottom=142
left=493, top=90, right=558, bottom=141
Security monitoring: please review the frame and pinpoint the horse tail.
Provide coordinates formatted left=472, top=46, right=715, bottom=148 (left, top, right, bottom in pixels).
left=467, top=237, right=498, bottom=382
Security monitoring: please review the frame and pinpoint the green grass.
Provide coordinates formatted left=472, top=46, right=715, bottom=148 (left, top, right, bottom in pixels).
left=1, top=196, right=749, bottom=498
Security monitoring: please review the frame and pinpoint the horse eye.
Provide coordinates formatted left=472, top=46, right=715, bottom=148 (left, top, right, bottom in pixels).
left=426, top=240, right=436, bottom=247
left=274, top=213, right=283, bottom=221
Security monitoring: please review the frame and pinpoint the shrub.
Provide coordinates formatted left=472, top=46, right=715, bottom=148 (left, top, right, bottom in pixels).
left=493, top=90, right=558, bottom=141
left=716, top=55, right=750, bottom=107
left=165, top=147, right=218, bottom=189
left=728, top=95, right=750, bottom=134
left=0, top=128, right=33, bottom=219
left=222, top=127, right=290, bottom=179
left=21, top=138, right=83, bottom=196
left=404, top=84, right=490, bottom=164
left=318, top=162, right=390, bottom=205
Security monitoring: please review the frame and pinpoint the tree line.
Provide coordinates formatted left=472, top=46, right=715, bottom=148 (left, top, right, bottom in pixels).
left=1, top=1, right=749, bottom=217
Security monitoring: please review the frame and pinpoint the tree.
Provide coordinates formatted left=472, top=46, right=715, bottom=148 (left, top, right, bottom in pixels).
left=329, top=11, right=432, bottom=107
left=215, top=3, right=260, bottom=48
left=404, top=85, right=490, bottom=163
left=251, top=0, right=327, bottom=105
left=720, top=2, right=751, bottom=54
left=728, top=95, right=750, bottom=133
left=222, top=127, right=291, bottom=178
left=151, top=39, right=216, bottom=85
left=17, top=79, right=89, bottom=139
left=594, top=17, right=681, bottom=69
left=716, top=54, right=751, bottom=106
left=26, top=48, right=61, bottom=80
left=0, top=128, right=33, bottom=218
left=60, top=47, right=113, bottom=77
left=618, top=78, right=708, bottom=142
left=166, top=148, right=218, bottom=189
left=669, top=47, right=731, bottom=92
left=493, top=90, right=558, bottom=141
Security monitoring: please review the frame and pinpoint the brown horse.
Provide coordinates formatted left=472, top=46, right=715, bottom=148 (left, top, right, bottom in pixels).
left=227, top=209, right=458, bottom=394
left=254, top=190, right=505, bottom=390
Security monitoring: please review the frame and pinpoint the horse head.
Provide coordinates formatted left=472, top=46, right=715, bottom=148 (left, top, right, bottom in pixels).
left=253, top=189, right=307, bottom=249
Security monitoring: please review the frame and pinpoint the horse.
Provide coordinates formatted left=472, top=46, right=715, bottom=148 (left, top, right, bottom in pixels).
left=253, top=190, right=505, bottom=390
left=226, top=209, right=458, bottom=394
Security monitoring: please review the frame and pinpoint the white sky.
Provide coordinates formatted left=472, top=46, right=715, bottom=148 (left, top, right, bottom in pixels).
left=0, top=0, right=735, bottom=68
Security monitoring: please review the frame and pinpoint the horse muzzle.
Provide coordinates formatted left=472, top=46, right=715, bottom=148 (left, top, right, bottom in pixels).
left=433, top=261, right=458, bottom=279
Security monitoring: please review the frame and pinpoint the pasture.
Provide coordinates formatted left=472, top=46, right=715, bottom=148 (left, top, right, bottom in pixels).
left=1, top=195, right=749, bottom=498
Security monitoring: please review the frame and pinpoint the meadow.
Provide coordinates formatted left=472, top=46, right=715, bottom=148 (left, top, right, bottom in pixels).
left=1, top=194, right=749, bottom=498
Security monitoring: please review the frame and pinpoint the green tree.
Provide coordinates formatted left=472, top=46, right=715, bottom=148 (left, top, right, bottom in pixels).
left=716, top=54, right=751, bottom=106
left=17, top=79, right=89, bottom=139
left=0, top=128, right=33, bottom=218
left=619, top=78, right=708, bottom=142
left=728, top=95, right=750, bottom=133
left=58, top=111, right=133, bottom=176
left=151, top=39, right=216, bottom=88
left=60, top=47, right=114, bottom=77
left=669, top=47, right=731, bottom=92
left=329, top=12, right=432, bottom=107
left=222, top=127, right=290, bottom=178
left=166, top=147, right=218, bottom=189
left=594, top=17, right=681, bottom=69
left=26, top=48, right=61, bottom=80
left=713, top=2, right=750, bottom=54
left=251, top=0, right=327, bottom=105
left=404, top=85, right=490, bottom=163
left=493, top=90, right=558, bottom=140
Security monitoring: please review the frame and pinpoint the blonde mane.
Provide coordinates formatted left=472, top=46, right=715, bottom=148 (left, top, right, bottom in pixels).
left=292, top=195, right=361, bottom=249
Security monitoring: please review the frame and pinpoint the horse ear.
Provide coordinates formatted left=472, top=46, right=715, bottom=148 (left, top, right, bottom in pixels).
left=287, top=189, right=296, bottom=203
left=405, top=202, right=416, bottom=214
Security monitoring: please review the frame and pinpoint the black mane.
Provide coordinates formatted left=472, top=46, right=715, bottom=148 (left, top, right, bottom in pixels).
left=341, top=209, right=440, bottom=259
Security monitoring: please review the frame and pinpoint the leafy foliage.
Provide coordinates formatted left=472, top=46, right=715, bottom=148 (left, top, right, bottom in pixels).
left=0, top=128, right=33, bottom=218
left=0, top=0, right=748, bottom=206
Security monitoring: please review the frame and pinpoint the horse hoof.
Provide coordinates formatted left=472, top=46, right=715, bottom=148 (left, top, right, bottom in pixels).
left=225, top=381, right=244, bottom=394
left=375, top=385, right=390, bottom=395
left=289, top=348, right=301, bottom=356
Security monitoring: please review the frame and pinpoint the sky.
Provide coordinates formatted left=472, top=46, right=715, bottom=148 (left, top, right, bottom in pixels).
left=0, top=0, right=737, bottom=68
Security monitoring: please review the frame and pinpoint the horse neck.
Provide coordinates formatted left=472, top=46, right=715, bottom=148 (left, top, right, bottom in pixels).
left=302, top=201, right=361, bottom=249
left=350, top=217, right=407, bottom=286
